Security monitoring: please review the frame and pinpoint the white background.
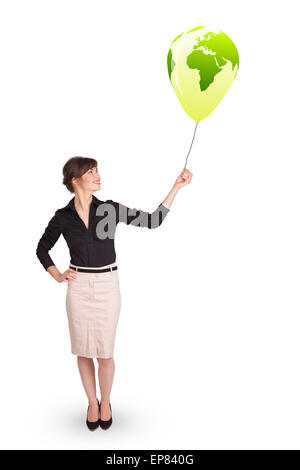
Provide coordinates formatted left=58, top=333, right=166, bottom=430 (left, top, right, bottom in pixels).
left=0, top=0, right=299, bottom=451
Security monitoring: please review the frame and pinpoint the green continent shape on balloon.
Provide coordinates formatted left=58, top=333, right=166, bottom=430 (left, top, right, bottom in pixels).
left=167, top=48, right=176, bottom=80
left=194, top=31, right=239, bottom=71
left=186, top=50, right=221, bottom=91
left=186, top=31, right=239, bottom=92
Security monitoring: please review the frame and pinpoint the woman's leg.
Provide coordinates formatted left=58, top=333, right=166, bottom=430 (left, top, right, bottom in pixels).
left=97, top=357, right=115, bottom=420
left=77, top=356, right=99, bottom=421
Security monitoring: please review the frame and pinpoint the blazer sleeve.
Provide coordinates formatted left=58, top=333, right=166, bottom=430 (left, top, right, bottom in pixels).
left=107, top=200, right=170, bottom=229
left=36, top=210, right=62, bottom=271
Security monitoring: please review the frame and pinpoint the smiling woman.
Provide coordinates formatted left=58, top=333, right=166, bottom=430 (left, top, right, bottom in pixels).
left=62, top=156, right=100, bottom=194
left=36, top=155, right=192, bottom=429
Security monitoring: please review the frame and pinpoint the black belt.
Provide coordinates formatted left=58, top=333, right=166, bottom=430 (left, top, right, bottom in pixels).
left=69, top=265, right=118, bottom=273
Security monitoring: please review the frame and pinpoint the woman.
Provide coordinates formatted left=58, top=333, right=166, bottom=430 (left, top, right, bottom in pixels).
left=36, top=156, right=193, bottom=431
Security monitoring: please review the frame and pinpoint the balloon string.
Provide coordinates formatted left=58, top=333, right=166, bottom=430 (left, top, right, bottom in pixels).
left=184, top=121, right=198, bottom=169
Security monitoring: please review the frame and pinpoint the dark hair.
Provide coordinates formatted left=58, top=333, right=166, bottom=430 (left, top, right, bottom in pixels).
left=62, top=156, right=98, bottom=193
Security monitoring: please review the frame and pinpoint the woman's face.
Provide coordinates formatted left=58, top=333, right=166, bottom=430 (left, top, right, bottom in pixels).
left=73, top=166, right=101, bottom=192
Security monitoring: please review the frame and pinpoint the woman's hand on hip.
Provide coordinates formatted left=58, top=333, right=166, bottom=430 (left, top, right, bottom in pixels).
left=57, top=268, right=77, bottom=283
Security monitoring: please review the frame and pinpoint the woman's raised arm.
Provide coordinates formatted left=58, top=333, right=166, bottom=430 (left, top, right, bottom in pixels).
left=108, top=168, right=193, bottom=229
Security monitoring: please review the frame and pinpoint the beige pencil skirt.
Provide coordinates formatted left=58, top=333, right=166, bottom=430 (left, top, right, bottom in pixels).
left=65, top=261, right=121, bottom=359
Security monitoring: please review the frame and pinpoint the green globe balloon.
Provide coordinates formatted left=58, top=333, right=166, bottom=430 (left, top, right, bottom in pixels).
left=167, top=26, right=239, bottom=122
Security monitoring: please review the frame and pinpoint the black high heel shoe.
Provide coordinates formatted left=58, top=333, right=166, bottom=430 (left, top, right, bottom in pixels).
left=86, top=399, right=100, bottom=431
left=99, top=400, right=112, bottom=430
